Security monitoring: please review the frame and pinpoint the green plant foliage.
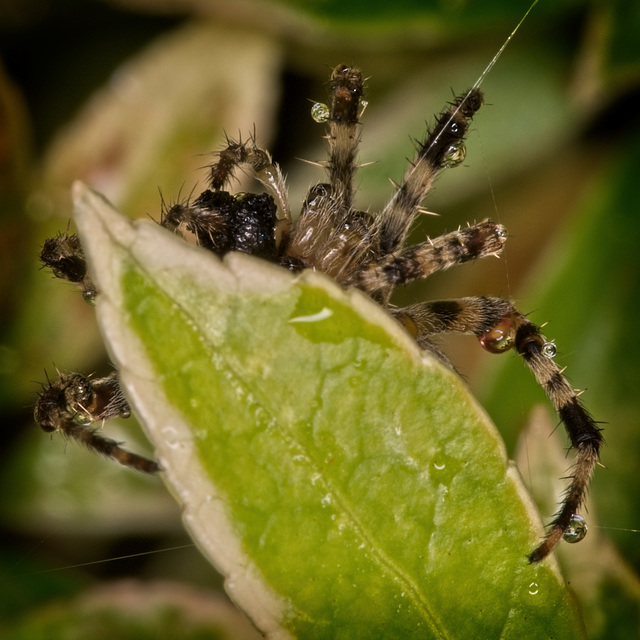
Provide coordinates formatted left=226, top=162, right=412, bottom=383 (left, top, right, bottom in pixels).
left=73, top=183, right=585, bottom=638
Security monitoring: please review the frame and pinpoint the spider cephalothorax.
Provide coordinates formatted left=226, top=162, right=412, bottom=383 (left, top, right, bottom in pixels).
left=37, top=63, right=602, bottom=562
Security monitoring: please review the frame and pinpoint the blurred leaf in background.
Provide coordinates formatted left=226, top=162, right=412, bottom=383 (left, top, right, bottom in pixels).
left=0, top=0, right=639, bottom=637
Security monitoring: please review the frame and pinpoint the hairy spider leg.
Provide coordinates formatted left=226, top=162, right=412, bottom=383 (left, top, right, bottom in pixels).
left=325, top=64, right=365, bottom=215
left=60, top=419, right=160, bottom=474
left=348, top=220, right=507, bottom=299
left=378, top=89, right=484, bottom=259
left=511, top=317, right=603, bottom=562
left=35, top=371, right=160, bottom=474
left=39, top=231, right=96, bottom=303
left=208, top=135, right=291, bottom=247
left=393, top=297, right=603, bottom=561
left=393, top=296, right=514, bottom=350
left=286, top=65, right=372, bottom=277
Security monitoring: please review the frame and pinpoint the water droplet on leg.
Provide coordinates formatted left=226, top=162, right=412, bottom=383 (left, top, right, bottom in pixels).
left=479, top=316, right=515, bottom=354
left=542, top=341, right=557, bottom=358
left=442, top=142, right=466, bottom=168
left=563, top=514, right=587, bottom=543
left=311, top=102, right=330, bottom=123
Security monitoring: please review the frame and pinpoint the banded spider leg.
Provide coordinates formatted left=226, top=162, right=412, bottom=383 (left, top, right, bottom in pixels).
left=34, top=370, right=160, bottom=474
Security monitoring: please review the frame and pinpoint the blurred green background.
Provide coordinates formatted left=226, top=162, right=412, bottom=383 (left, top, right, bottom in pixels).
left=1, top=0, right=639, bottom=637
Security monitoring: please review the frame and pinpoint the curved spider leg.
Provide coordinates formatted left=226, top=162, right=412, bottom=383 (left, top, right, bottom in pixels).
left=504, top=315, right=603, bottom=563
left=208, top=134, right=251, bottom=190
left=378, top=88, right=484, bottom=256
left=247, top=146, right=290, bottom=250
left=40, top=230, right=97, bottom=303
left=209, top=134, right=290, bottom=249
left=161, top=191, right=234, bottom=254
left=325, top=64, right=365, bottom=214
left=392, top=297, right=603, bottom=562
left=347, top=219, right=507, bottom=300
left=34, top=371, right=160, bottom=474
left=288, top=65, right=365, bottom=272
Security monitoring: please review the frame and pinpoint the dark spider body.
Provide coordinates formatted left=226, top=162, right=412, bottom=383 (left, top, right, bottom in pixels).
left=37, top=64, right=602, bottom=562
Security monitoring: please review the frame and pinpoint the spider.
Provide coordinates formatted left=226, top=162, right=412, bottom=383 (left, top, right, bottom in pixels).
left=36, top=63, right=602, bottom=563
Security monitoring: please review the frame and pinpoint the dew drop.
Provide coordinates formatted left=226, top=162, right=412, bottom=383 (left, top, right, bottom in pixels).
left=479, top=316, right=516, bottom=354
left=311, top=102, right=330, bottom=123
left=528, top=582, right=539, bottom=595
left=563, top=514, right=587, bottom=543
left=442, top=142, right=466, bottom=168
left=496, top=224, right=509, bottom=240
left=82, top=290, right=97, bottom=305
left=72, top=411, right=93, bottom=426
left=542, top=341, right=557, bottom=358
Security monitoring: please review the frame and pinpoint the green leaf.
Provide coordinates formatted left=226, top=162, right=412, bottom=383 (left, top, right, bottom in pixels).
left=73, top=182, right=585, bottom=638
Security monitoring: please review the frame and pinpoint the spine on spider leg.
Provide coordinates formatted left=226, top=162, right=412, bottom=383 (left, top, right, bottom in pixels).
left=513, top=319, right=603, bottom=563
left=379, top=88, right=484, bottom=255
left=326, top=64, right=364, bottom=213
